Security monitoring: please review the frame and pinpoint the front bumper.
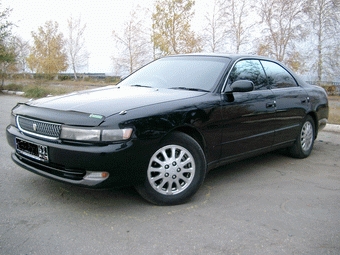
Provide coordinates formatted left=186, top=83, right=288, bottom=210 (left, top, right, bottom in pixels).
left=11, top=152, right=109, bottom=186
left=6, top=125, right=152, bottom=188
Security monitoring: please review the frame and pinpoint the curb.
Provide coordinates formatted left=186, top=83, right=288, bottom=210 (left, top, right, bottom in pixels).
left=2, top=90, right=25, bottom=96
left=322, top=124, right=340, bottom=133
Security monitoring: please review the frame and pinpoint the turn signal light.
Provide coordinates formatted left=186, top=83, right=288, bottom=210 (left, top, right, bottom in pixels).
left=84, top=171, right=109, bottom=180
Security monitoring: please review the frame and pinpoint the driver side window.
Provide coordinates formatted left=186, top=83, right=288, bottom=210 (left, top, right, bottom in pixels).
left=227, top=60, right=268, bottom=90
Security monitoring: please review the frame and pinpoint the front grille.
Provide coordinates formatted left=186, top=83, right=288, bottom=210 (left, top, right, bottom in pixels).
left=17, top=116, right=62, bottom=139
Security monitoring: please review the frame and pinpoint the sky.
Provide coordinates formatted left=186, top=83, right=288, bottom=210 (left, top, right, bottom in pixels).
left=3, top=0, right=206, bottom=74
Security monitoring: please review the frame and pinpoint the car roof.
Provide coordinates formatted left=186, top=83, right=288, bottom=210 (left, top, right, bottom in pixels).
left=166, top=53, right=276, bottom=62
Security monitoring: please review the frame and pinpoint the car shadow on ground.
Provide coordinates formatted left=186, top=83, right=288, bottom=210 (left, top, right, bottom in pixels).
left=16, top=150, right=289, bottom=211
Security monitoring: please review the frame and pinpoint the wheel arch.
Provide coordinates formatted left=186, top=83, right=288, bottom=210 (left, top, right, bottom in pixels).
left=162, top=126, right=207, bottom=154
left=306, top=111, right=318, bottom=138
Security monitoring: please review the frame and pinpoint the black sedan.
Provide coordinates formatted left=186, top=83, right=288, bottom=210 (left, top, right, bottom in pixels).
left=6, top=54, right=329, bottom=205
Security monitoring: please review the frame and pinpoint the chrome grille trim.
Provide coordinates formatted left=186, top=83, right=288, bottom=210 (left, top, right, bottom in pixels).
left=17, top=116, right=62, bottom=140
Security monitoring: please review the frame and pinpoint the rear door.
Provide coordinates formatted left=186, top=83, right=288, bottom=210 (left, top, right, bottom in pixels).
left=260, top=60, right=309, bottom=145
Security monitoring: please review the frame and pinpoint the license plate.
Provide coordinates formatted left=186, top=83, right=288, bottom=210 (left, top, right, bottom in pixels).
left=16, top=138, right=49, bottom=162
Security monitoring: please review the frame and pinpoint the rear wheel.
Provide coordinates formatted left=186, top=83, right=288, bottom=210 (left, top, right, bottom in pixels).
left=288, top=115, right=315, bottom=158
left=135, top=132, right=206, bottom=205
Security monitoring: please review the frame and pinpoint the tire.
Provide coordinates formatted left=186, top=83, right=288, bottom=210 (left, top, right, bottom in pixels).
left=135, top=132, right=206, bottom=205
left=288, top=115, right=315, bottom=158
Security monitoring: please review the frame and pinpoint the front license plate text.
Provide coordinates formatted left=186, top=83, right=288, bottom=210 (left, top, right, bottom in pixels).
left=16, top=138, right=49, bottom=162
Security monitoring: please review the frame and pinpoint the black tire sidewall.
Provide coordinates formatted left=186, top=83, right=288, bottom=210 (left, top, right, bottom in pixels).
left=290, top=115, right=315, bottom=158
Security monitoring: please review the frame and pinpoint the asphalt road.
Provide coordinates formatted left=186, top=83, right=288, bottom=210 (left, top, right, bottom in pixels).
left=1, top=94, right=339, bottom=255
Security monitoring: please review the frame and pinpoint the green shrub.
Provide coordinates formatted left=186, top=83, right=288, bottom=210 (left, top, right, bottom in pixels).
left=58, top=75, right=71, bottom=81
left=4, top=83, right=24, bottom=91
left=24, top=85, right=51, bottom=98
left=23, top=84, right=71, bottom=98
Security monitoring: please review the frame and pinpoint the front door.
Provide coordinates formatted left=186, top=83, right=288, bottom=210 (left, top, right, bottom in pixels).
left=220, top=59, right=276, bottom=160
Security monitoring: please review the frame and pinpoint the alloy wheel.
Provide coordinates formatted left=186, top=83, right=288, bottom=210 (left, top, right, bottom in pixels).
left=147, top=145, right=195, bottom=195
left=300, top=121, right=313, bottom=152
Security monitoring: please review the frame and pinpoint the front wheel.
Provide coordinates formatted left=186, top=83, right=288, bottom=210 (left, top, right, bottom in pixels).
left=135, top=132, right=206, bottom=205
left=288, top=115, right=315, bottom=158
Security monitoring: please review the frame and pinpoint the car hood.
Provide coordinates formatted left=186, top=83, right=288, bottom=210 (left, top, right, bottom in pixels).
left=26, top=85, right=205, bottom=118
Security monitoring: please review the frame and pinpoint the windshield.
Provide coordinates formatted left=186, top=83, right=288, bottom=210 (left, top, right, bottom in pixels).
left=119, top=56, right=230, bottom=92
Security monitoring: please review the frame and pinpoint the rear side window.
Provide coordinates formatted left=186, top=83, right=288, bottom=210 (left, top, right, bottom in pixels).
left=227, top=60, right=268, bottom=90
left=260, top=60, right=297, bottom=89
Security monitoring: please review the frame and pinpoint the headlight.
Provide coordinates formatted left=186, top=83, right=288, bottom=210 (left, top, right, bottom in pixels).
left=60, top=126, right=133, bottom=142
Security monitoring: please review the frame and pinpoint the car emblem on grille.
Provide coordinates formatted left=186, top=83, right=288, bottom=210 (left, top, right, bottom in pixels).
left=33, top=123, right=37, bottom=131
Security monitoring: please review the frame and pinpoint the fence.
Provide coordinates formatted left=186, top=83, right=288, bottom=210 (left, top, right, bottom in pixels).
left=306, top=81, right=340, bottom=86
left=307, top=81, right=340, bottom=96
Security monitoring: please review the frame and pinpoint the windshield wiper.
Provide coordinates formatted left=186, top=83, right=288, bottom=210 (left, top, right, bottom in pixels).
left=170, top=87, right=209, bottom=92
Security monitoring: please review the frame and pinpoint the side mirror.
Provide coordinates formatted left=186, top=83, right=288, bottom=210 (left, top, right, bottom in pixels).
left=230, top=80, right=254, bottom=92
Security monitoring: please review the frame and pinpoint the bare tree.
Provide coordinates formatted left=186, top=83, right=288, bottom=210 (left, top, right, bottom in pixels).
left=13, top=36, right=29, bottom=73
left=0, top=4, right=12, bottom=42
left=257, top=0, right=307, bottom=65
left=226, top=0, right=256, bottom=53
left=327, top=39, right=340, bottom=81
left=203, top=0, right=228, bottom=52
left=203, top=0, right=258, bottom=54
left=67, top=16, right=89, bottom=80
left=112, top=7, right=152, bottom=74
left=305, top=0, right=340, bottom=82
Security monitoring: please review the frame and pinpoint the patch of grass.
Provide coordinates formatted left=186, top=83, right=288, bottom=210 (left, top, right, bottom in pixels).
left=4, top=83, right=24, bottom=91
left=23, top=84, right=70, bottom=98
left=328, top=96, right=340, bottom=125
left=23, top=85, right=52, bottom=98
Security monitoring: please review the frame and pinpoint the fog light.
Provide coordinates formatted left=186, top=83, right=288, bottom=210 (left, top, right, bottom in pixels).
left=84, top=171, right=109, bottom=180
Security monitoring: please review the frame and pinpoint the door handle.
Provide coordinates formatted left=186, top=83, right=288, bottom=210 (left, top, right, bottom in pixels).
left=301, top=97, right=310, bottom=104
left=266, top=101, right=276, bottom=108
